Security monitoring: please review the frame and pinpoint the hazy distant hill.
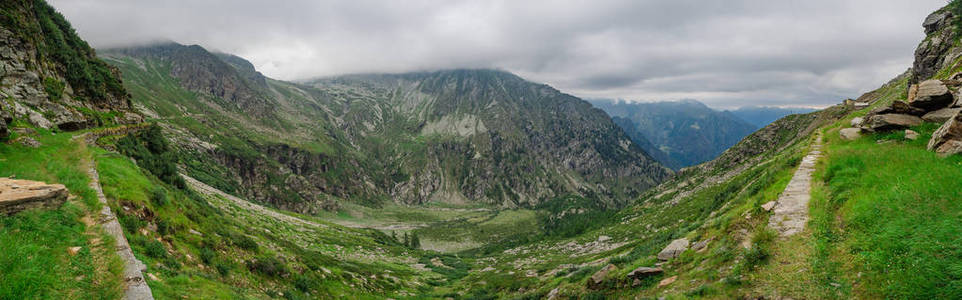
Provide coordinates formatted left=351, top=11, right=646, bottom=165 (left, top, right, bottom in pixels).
left=588, top=99, right=758, bottom=168
left=727, top=106, right=817, bottom=128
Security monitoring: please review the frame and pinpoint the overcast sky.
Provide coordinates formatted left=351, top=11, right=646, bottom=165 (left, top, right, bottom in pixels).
left=50, top=0, right=945, bottom=109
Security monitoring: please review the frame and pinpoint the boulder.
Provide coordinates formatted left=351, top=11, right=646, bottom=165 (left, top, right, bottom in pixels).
left=922, top=107, right=962, bottom=123
left=691, top=238, right=711, bottom=251
left=0, top=178, right=68, bottom=215
left=657, top=238, right=690, bottom=260
left=866, top=114, right=923, bottom=132
left=928, top=113, right=962, bottom=156
left=761, top=201, right=777, bottom=211
left=14, top=136, right=41, bottom=148
left=911, top=80, right=954, bottom=111
left=869, top=101, right=925, bottom=117
left=907, top=84, right=919, bottom=102
left=658, top=275, right=678, bottom=288
left=850, top=117, right=865, bottom=127
left=905, top=130, right=919, bottom=141
left=923, top=10, right=952, bottom=35
left=839, top=128, right=862, bottom=141
left=626, top=267, right=663, bottom=280
left=587, top=264, right=617, bottom=289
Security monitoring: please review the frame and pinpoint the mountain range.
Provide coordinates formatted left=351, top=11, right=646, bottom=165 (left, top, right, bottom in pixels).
left=2, top=0, right=961, bottom=299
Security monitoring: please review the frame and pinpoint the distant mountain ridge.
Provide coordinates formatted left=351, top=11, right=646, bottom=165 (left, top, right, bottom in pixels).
left=100, top=43, right=672, bottom=210
left=588, top=99, right=758, bottom=168
left=727, top=106, right=817, bottom=128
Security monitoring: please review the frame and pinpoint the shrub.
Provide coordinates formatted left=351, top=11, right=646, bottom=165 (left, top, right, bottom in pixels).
left=198, top=247, right=216, bottom=265
left=247, top=255, right=289, bottom=277
left=230, top=233, right=259, bottom=251
left=149, top=187, right=168, bottom=207
left=214, top=261, right=232, bottom=277
left=43, top=77, right=64, bottom=101
left=144, top=239, right=167, bottom=259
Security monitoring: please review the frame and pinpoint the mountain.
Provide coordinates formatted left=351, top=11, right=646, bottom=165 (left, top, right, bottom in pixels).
left=727, top=106, right=817, bottom=128
left=588, top=99, right=758, bottom=168
left=100, top=44, right=671, bottom=211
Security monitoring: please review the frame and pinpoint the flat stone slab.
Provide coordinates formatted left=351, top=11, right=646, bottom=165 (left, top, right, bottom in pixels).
left=0, top=178, right=67, bottom=215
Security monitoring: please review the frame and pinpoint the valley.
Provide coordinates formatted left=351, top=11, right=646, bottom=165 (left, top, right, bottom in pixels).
left=2, top=0, right=962, bottom=299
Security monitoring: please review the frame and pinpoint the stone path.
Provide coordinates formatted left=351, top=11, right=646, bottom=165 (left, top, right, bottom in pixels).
left=767, top=135, right=822, bottom=237
left=74, top=132, right=153, bottom=300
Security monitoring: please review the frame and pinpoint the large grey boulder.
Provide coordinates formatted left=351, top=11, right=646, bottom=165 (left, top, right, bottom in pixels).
left=866, top=114, right=923, bottom=132
left=923, top=107, right=962, bottom=123
left=839, top=128, right=862, bottom=140
left=928, top=113, right=962, bottom=156
left=657, top=238, right=690, bottom=260
left=850, top=117, right=865, bottom=127
left=911, top=80, right=954, bottom=111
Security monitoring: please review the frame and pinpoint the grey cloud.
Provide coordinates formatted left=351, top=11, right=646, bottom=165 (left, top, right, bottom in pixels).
left=49, top=0, right=946, bottom=108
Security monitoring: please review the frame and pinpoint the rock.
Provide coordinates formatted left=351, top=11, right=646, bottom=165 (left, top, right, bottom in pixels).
left=922, top=107, right=962, bottom=123
left=658, top=275, right=678, bottom=288
left=850, top=117, right=865, bottom=127
left=0, top=178, right=68, bottom=215
left=627, top=267, right=663, bottom=280
left=928, top=113, right=962, bottom=156
left=866, top=114, right=923, bottom=132
left=761, top=201, right=776, bottom=211
left=923, top=10, right=952, bottom=35
left=597, top=235, right=611, bottom=242
left=907, top=84, right=919, bottom=102
left=13, top=136, right=41, bottom=148
left=911, top=80, right=954, bottom=110
left=868, top=101, right=925, bottom=117
left=839, top=128, right=862, bottom=141
left=0, top=118, right=7, bottom=139
left=587, top=264, right=617, bottom=289
left=657, top=238, right=690, bottom=260
left=146, top=273, right=161, bottom=282
left=905, top=129, right=919, bottom=140
left=67, top=246, right=82, bottom=256
left=692, top=239, right=711, bottom=251
left=546, top=288, right=560, bottom=300
left=11, top=127, right=35, bottom=135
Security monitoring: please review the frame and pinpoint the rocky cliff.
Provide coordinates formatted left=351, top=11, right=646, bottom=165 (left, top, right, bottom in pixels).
left=0, top=0, right=139, bottom=135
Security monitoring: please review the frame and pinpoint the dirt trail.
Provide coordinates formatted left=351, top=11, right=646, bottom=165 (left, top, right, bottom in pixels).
left=768, top=135, right=822, bottom=237
left=182, top=174, right=329, bottom=229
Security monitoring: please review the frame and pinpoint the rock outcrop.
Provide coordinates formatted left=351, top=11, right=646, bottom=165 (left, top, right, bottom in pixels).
left=913, top=9, right=959, bottom=84
left=657, top=238, right=690, bottom=260
left=627, top=266, right=663, bottom=286
left=0, top=1, right=139, bottom=131
left=0, top=178, right=68, bottom=215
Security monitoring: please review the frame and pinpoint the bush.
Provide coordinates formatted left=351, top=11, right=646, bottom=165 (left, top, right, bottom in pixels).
left=230, top=233, right=259, bottom=251
left=149, top=187, right=168, bottom=207
left=214, top=261, right=232, bottom=277
left=117, top=125, right=185, bottom=189
left=144, top=239, right=167, bottom=259
left=43, top=77, right=64, bottom=101
left=247, top=255, right=289, bottom=277
left=199, top=247, right=216, bottom=265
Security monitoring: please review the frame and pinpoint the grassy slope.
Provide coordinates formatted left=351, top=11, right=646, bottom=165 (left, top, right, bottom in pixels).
left=0, top=130, right=124, bottom=299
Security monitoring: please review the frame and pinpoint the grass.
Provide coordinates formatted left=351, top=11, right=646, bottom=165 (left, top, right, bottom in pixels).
left=0, top=131, right=125, bottom=299
left=815, top=123, right=962, bottom=299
